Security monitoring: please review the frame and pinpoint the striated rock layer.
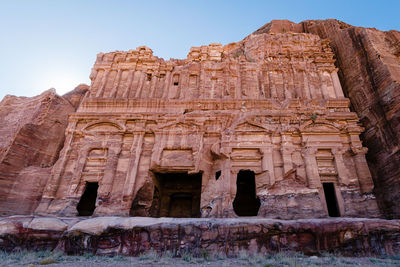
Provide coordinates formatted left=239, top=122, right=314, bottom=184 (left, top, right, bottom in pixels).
left=0, top=216, right=399, bottom=256
left=253, top=19, right=400, bottom=218
left=0, top=85, right=88, bottom=215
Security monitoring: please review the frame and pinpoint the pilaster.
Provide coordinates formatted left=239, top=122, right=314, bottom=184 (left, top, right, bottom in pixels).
left=302, top=147, right=321, bottom=188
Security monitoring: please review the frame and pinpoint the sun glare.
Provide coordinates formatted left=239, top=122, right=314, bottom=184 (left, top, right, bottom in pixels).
left=34, top=69, right=89, bottom=96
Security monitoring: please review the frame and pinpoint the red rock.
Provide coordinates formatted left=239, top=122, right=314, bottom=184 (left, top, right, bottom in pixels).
left=253, top=19, right=400, bottom=218
left=0, top=85, right=88, bottom=215
left=0, top=19, right=398, bottom=222
left=0, top=216, right=399, bottom=256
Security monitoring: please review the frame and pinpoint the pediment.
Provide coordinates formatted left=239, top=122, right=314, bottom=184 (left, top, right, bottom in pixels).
left=302, top=122, right=339, bottom=133
left=84, top=122, right=123, bottom=132
left=159, top=122, right=200, bottom=131
left=235, top=121, right=267, bottom=132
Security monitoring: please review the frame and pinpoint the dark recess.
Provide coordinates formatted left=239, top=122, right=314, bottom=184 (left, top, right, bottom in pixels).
left=323, top=182, right=340, bottom=217
left=233, top=170, right=260, bottom=216
left=77, top=182, right=98, bottom=216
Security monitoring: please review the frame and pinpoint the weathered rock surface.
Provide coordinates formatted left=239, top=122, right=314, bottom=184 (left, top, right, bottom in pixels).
left=0, top=85, right=88, bottom=215
left=0, top=216, right=399, bottom=256
left=253, top=19, right=400, bottom=218
left=0, top=19, right=398, bottom=222
left=35, top=26, right=379, bottom=220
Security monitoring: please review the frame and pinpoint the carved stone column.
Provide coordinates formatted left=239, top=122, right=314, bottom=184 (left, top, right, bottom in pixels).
left=96, top=69, right=110, bottom=98
left=122, top=70, right=135, bottom=98
left=222, top=156, right=233, bottom=217
left=269, top=72, right=277, bottom=98
left=109, top=69, right=122, bottom=98
left=98, top=142, right=121, bottom=198
left=135, top=72, right=146, bottom=98
left=352, top=147, right=374, bottom=193
left=281, top=145, right=294, bottom=175
left=161, top=72, right=172, bottom=99
left=302, top=147, right=321, bottom=188
left=331, top=71, right=345, bottom=98
left=332, top=148, right=350, bottom=185
left=303, top=69, right=312, bottom=99
left=122, top=132, right=145, bottom=209
left=67, top=145, right=91, bottom=197
left=261, top=147, right=275, bottom=185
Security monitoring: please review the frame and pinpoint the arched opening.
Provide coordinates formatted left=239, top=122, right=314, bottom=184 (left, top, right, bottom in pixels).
left=77, top=182, right=98, bottom=216
left=323, top=182, right=340, bottom=217
left=233, top=170, right=260, bottom=216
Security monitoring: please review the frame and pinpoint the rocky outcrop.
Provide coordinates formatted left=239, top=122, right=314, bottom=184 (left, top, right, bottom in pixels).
left=0, top=216, right=399, bottom=256
left=0, top=85, right=88, bottom=215
left=62, top=84, right=89, bottom=110
left=253, top=19, right=400, bottom=218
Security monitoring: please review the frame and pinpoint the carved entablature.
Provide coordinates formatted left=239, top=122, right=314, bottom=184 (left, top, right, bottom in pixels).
left=231, top=148, right=262, bottom=166
left=83, top=32, right=348, bottom=103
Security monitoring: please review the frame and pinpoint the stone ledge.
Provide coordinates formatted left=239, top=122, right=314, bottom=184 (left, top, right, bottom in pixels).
left=0, top=216, right=399, bottom=256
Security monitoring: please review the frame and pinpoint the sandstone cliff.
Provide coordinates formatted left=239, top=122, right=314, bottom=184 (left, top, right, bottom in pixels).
left=35, top=26, right=380, bottom=219
left=0, top=19, right=399, bottom=219
left=0, top=85, right=88, bottom=215
left=253, top=19, right=400, bottom=218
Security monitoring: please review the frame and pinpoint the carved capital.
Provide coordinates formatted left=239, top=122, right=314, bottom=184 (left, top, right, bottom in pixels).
left=281, top=145, right=295, bottom=154
left=351, top=146, right=368, bottom=155
left=301, top=147, right=317, bottom=156
left=331, top=147, right=347, bottom=155
left=260, top=147, right=273, bottom=155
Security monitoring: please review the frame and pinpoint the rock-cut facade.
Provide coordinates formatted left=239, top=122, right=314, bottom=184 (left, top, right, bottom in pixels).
left=35, top=32, right=381, bottom=219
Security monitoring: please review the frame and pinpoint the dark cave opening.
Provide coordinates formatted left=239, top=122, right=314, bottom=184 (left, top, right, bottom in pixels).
left=151, top=172, right=202, bottom=218
left=323, top=182, right=340, bottom=217
left=77, top=182, right=98, bottom=216
left=233, top=170, right=260, bottom=216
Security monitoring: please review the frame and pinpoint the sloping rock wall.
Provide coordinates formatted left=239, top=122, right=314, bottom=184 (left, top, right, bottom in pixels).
left=0, top=85, right=88, bottom=215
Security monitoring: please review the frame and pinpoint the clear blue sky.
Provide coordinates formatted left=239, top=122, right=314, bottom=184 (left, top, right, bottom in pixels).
left=1, top=0, right=399, bottom=100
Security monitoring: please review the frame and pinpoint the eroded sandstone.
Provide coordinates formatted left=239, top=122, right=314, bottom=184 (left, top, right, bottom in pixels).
left=1, top=19, right=398, bottom=222
left=32, top=30, right=380, bottom=219
left=0, top=85, right=88, bottom=215
left=0, top=216, right=399, bottom=256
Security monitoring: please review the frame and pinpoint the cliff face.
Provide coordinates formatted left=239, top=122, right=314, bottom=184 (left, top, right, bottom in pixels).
left=0, top=85, right=88, bottom=215
left=32, top=27, right=380, bottom=219
left=253, top=19, right=400, bottom=218
left=0, top=19, right=399, bottom=219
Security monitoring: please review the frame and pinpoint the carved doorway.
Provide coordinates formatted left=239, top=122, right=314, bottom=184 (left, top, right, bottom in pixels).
left=151, top=172, right=202, bottom=217
left=233, top=170, right=260, bottom=216
left=323, top=182, right=340, bottom=217
left=76, top=182, right=98, bottom=216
